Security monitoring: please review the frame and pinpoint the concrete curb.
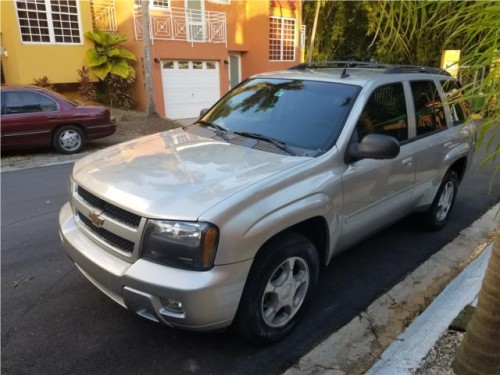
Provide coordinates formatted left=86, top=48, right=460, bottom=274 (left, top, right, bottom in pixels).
left=366, top=245, right=492, bottom=374
left=284, top=203, right=499, bottom=375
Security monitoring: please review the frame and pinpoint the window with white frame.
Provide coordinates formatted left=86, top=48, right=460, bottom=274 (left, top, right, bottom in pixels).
left=133, top=0, right=170, bottom=8
left=15, top=0, right=82, bottom=44
left=269, top=16, right=295, bottom=61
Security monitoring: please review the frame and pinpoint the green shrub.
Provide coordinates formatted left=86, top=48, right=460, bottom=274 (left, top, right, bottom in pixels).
left=33, top=76, right=55, bottom=91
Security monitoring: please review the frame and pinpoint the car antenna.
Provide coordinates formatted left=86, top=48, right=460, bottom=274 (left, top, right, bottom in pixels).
left=341, top=68, right=350, bottom=79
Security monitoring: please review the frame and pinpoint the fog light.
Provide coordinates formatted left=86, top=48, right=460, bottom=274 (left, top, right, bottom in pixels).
left=161, top=298, right=184, bottom=314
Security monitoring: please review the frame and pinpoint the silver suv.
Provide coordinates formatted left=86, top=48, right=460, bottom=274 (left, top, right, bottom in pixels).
left=59, top=62, right=476, bottom=343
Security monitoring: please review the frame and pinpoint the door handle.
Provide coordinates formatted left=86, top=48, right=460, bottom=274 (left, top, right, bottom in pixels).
left=402, top=157, right=413, bottom=166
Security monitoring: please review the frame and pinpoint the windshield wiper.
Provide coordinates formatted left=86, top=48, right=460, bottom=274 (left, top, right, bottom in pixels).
left=197, top=120, right=231, bottom=141
left=233, top=131, right=296, bottom=156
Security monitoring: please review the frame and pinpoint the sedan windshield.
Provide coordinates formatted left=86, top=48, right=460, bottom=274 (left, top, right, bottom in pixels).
left=202, top=78, right=360, bottom=154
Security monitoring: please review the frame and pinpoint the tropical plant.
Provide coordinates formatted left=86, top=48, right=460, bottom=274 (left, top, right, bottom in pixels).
left=33, top=76, right=55, bottom=91
left=454, top=227, right=500, bottom=374
left=303, top=2, right=473, bottom=66
left=84, top=30, right=136, bottom=109
left=105, top=71, right=135, bottom=109
left=84, top=30, right=136, bottom=80
left=373, top=2, right=500, bottom=374
left=76, top=65, right=96, bottom=101
left=373, top=1, right=499, bottom=182
left=304, top=1, right=378, bottom=62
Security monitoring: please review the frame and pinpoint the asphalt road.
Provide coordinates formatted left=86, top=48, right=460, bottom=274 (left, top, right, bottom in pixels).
left=2, top=150, right=499, bottom=375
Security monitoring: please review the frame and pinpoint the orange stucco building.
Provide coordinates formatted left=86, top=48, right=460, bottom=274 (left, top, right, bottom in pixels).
left=1, top=0, right=304, bottom=119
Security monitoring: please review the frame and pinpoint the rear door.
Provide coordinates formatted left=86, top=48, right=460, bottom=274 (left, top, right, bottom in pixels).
left=409, top=79, right=454, bottom=201
left=1, top=90, right=59, bottom=149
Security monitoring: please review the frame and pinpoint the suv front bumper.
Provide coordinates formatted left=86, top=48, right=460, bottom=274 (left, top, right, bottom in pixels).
left=59, top=202, right=252, bottom=331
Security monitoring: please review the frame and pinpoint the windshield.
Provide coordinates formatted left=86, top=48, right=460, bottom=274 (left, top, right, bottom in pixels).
left=202, top=78, right=360, bottom=153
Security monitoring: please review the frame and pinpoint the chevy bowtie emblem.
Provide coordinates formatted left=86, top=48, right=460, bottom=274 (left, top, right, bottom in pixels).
left=89, top=210, right=104, bottom=227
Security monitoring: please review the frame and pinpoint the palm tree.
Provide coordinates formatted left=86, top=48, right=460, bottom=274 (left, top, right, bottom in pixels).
left=307, top=0, right=322, bottom=63
left=141, top=0, right=158, bottom=117
left=373, top=2, right=500, bottom=374
left=453, top=228, right=500, bottom=374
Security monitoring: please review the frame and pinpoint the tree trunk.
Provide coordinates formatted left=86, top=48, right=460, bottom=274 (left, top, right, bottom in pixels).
left=452, top=227, right=500, bottom=374
left=307, top=0, right=321, bottom=63
left=141, top=0, right=158, bottom=117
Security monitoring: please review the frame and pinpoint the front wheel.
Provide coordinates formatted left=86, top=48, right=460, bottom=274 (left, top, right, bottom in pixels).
left=233, top=233, right=319, bottom=344
left=422, top=170, right=458, bottom=230
left=53, top=126, right=85, bottom=154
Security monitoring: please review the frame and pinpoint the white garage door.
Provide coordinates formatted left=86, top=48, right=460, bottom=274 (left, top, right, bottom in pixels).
left=161, top=60, right=220, bottom=119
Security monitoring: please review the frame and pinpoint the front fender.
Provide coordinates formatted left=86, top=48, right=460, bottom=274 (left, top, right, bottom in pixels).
left=212, top=192, right=339, bottom=266
left=204, top=154, right=344, bottom=265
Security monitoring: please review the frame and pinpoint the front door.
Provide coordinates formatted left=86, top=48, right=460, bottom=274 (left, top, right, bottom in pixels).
left=340, top=82, right=416, bottom=248
left=228, top=54, right=241, bottom=89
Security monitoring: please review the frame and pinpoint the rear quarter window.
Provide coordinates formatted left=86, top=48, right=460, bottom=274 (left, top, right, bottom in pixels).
left=411, top=80, right=448, bottom=136
left=441, top=80, right=469, bottom=126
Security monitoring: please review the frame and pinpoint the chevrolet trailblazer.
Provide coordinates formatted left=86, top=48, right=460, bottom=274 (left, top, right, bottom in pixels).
left=59, top=62, right=475, bottom=343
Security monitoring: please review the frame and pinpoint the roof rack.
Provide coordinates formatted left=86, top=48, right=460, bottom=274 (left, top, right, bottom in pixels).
left=288, top=61, right=451, bottom=76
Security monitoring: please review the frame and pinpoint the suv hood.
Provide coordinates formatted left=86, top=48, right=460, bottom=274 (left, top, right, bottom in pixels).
left=73, top=129, right=309, bottom=220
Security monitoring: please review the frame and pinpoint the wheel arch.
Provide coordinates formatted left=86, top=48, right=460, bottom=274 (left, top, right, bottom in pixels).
left=448, top=156, right=467, bottom=184
left=233, top=225, right=323, bottom=343
left=254, top=216, right=330, bottom=267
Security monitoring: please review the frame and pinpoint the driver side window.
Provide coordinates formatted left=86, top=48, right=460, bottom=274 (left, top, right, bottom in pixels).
left=355, top=83, right=408, bottom=143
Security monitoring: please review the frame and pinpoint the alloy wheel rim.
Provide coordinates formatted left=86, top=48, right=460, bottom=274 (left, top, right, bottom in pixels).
left=436, top=181, right=454, bottom=222
left=261, top=256, right=310, bottom=328
left=59, top=130, right=81, bottom=151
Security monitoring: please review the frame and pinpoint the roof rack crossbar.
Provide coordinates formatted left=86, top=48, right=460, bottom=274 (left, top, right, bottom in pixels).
left=288, top=61, right=384, bottom=70
left=288, top=61, right=450, bottom=76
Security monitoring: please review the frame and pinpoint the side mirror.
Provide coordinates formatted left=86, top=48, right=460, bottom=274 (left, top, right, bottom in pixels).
left=348, top=133, right=400, bottom=162
left=199, top=108, right=209, bottom=118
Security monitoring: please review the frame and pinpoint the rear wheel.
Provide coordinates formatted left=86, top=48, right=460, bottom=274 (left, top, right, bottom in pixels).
left=423, top=170, right=458, bottom=230
left=233, top=232, right=319, bottom=344
left=53, top=126, right=85, bottom=154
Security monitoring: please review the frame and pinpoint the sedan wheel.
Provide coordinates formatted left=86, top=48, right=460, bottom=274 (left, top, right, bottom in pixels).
left=53, top=126, right=85, bottom=154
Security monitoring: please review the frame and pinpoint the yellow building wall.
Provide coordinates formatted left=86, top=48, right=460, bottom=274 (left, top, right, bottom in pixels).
left=1, top=0, right=95, bottom=85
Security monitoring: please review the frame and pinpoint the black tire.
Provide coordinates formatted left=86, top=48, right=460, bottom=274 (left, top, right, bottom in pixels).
left=422, top=170, right=458, bottom=230
left=233, top=232, right=319, bottom=344
left=53, top=125, right=85, bottom=154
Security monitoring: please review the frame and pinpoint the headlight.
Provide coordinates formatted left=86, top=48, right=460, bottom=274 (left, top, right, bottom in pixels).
left=141, top=220, right=219, bottom=271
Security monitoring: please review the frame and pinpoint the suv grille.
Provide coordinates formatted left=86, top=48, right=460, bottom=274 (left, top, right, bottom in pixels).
left=78, top=211, right=134, bottom=253
left=77, top=186, right=141, bottom=228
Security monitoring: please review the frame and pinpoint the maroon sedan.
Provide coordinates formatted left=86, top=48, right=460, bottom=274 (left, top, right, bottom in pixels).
left=1, top=86, right=116, bottom=154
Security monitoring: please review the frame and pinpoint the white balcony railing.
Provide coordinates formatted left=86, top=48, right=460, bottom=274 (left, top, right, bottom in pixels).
left=133, top=7, right=226, bottom=45
left=90, top=0, right=117, bottom=32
